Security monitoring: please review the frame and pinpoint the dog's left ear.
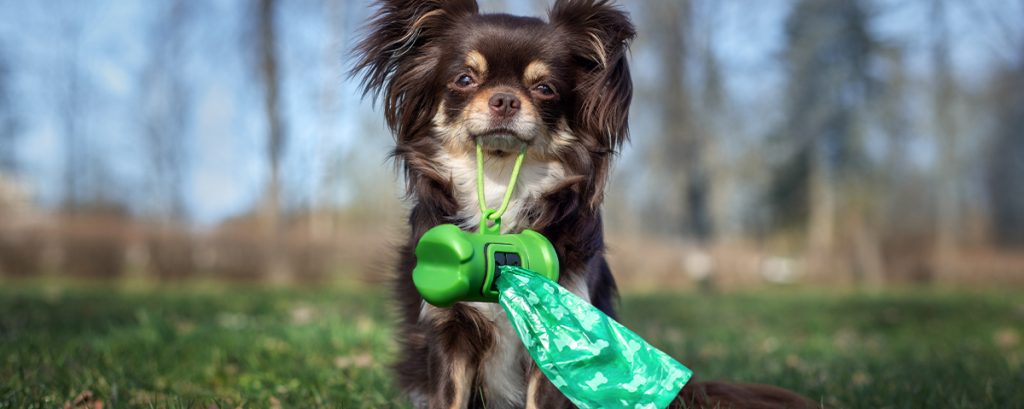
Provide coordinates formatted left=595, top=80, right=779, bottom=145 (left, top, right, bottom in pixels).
left=550, top=0, right=636, bottom=151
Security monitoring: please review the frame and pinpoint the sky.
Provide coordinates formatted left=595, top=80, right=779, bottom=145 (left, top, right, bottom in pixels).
left=0, top=0, right=1016, bottom=225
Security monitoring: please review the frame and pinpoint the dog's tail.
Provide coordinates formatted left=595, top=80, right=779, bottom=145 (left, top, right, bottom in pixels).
left=670, top=380, right=821, bottom=409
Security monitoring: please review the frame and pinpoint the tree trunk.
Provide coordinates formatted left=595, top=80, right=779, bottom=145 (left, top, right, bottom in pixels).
left=930, top=0, right=959, bottom=277
left=257, top=0, right=290, bottom=283
left=807, top=143, right=835, bottom=269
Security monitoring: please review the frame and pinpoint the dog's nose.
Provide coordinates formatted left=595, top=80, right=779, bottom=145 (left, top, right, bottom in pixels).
left=488, top=93, right=521, bottom=118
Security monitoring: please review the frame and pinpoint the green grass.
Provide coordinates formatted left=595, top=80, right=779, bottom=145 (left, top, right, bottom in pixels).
left=1, top=282, right=1021, bottom=408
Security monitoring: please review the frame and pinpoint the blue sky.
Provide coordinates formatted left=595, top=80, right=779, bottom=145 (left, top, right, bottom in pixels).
left=0, top=0, right=1016, bottom=225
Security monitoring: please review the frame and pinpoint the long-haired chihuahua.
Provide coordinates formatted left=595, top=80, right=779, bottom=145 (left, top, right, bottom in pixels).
left=353, top=1, right=817, bottom=408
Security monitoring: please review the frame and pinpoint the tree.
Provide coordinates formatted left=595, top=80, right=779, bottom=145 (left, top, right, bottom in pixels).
left=647, top=0, right=714, bottom=242
left=310, top=0, right=355, bottom=241
left=140, top=0, right=192, bottom=222
left=0, top=45, right=18, bottom=174
left=137, top=0, right=197, bottom=279
left=770, top=0, right=881, bottom=281
left=59, top=8, right=85, bottom=211
left=255, top=0, right=290, bottom=282
left=929, top=0, right=961, bottom=271
left=986, top=49, right=1024, bottom=247
left=986, top=68, right=1024, bottom=247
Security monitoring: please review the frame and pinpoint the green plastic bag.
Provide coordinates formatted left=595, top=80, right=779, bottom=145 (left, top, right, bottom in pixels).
left=496, top=266, right=692, bottom=409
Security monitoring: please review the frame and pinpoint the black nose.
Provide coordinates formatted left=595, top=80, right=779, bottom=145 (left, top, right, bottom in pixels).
left=488, top=93, right=521, bottom=117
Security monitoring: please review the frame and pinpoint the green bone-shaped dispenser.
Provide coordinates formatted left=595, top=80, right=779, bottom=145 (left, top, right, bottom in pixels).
left=413, top=218, right=559, bottom=307
left=413, top=143, right=559, bottom=307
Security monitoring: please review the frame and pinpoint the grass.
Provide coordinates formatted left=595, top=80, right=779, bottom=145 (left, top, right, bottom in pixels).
left=1, top=281, right=1021, bottom=408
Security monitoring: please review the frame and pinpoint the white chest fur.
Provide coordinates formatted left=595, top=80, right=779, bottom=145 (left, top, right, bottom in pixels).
left=435, top=149, right=565, bottom=233
left=418, top=147, right=592, bottom=408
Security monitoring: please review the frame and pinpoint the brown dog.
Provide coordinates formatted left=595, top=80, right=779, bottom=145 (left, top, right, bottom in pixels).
left=353, top=1, right=818, bottom=407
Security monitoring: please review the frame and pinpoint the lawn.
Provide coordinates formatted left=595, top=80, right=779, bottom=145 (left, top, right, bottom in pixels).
left=1, top=281, right=1021, bottom=408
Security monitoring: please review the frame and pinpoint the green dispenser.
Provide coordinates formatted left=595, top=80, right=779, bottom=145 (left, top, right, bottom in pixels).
left=413, top=222, right=559, bottom=307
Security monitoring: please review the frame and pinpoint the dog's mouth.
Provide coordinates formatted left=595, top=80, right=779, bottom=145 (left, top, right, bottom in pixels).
left=473, top=130, right=531, bottom=154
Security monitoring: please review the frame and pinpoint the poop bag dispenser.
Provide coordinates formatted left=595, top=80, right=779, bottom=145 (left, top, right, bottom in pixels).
left=412, top=221, right=559, bottom=307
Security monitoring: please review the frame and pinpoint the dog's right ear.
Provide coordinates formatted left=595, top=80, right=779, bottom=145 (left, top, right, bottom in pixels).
left=352, top=0, right=478, bottom=133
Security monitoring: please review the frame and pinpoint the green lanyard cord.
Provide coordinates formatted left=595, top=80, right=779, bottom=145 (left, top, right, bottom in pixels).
left=476, top=141, right=527, bottom=232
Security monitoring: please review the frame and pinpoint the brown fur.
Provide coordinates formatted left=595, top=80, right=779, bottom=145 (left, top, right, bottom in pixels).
left=352, top=1, right=817, bottom=408
left=672, top=381, right=819, bottom=409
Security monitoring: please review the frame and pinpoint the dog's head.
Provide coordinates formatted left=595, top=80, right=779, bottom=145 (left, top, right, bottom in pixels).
left=354, top=0, right=634, bottom=207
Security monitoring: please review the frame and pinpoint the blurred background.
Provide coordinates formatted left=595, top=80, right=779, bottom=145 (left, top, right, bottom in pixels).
left=0, top=0, right=1022, bottom=290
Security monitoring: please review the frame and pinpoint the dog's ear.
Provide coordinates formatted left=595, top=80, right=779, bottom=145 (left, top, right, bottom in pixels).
left=549, top=0, right=635, bottom=152
left=352, top=0, right=479, bottom=134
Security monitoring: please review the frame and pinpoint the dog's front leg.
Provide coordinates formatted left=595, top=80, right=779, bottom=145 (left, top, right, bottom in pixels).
left=420, top=304, right=495, bottom=409
left=525, top=365, right=572, bottom=409
left=426, top=354, right=476, bottom=409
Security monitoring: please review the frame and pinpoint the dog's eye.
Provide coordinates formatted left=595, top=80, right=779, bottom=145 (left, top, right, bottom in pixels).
left=453, top=74, right=477, bottom=89
left=533, top=83, right=557, bottom=99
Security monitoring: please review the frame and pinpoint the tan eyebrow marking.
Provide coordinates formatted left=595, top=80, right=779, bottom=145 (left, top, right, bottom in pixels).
left=465, top=50, right=488, bottom=77
left=523, top=60, right=551, bottom=85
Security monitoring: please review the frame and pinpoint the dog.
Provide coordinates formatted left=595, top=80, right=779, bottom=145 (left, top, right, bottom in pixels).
left=353, top=1, right=818, bottom=407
